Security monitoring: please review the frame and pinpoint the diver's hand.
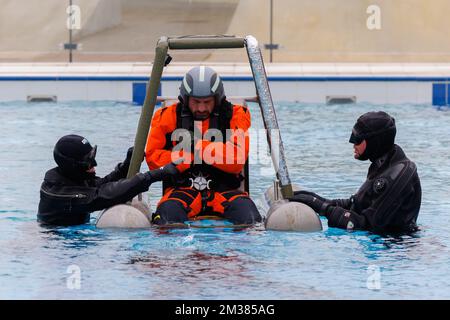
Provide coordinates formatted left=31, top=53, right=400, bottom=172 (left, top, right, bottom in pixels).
left=117, top=147, right=135, bottom=173
left=288, top=190, right=331, bottom=215
left=143, top=162, right=180, bottom=184
left=122, top=147, right=134, bottom=168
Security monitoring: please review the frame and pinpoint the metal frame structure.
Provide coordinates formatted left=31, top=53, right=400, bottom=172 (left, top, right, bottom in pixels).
left=127, top=35, right=293, bottom=198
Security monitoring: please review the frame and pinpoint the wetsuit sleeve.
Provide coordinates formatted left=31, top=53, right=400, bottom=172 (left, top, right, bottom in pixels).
left=196, top=105, right=250, bottom=174
left=325, top=206, right=368, bottom=231
left=326, top=161, right=418, bottom=232
left=145, top=107, right=192, bottom=173
left=94, top=162, right=129, bottom=186
left=88, top=174, right=151, bottom=212
left=330, top=197, right=353, bottom=210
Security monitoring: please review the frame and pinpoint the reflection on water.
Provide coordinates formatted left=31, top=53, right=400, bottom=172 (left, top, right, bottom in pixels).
left=129, top=250, right=249, bottom=280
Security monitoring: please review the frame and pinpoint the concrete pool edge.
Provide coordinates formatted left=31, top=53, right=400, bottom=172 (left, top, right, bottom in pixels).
left=1, top=62, right=450, bottom=105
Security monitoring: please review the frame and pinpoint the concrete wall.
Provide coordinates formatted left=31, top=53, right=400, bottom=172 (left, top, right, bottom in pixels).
left=0, top=0, right=121, bottom=60
left=74, top=0, right=122, bottom=39
left=216, top=0, right=450, bottom=62
left=0, top=0, right=66, bottom=52
left=1, top=0, right=450, bottom=62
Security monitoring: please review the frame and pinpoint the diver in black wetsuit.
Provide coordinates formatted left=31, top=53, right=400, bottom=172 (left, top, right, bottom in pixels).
left=289, top=111, right=421, bottom=234
left=38, top=134, right=178, bottom=226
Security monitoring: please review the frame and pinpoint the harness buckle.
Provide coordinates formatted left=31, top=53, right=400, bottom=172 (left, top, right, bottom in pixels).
left=188, top=172, right=212, bottom=191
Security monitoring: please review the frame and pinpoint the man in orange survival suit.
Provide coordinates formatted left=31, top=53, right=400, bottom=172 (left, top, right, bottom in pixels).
left=145, top=66, right=262, bottom=226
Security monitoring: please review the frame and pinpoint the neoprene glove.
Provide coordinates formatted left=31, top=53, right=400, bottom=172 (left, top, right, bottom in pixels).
left=117, top=146, right=135, bottom=174
left=288, top=190, right=333, bottom=216
left=143, top=162, right=179, bottom=185
left=122, top=147, right=134, bottom=168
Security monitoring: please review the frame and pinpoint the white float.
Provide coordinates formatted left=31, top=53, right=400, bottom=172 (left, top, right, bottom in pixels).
left=96, top=197, right=151, bottom=228
left=263, top=183, right=322, bottom=232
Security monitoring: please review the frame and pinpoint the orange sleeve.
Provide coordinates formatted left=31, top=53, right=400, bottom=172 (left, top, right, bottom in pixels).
left=145, top=105, right=193, bottom=173
left=197, top=105, right=250, bottom=174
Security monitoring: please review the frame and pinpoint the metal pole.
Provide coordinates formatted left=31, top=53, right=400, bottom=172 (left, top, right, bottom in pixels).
left=168, top=36, right=245, bottom=50
left=245, top=35, right=293, bottom=198
left=127, top=37, right=169, bottom=178
left=69, top=0, right=73, bottom=63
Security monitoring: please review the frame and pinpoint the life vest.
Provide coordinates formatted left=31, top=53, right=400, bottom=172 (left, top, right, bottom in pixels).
left=162, top=101, right=245, bottom=192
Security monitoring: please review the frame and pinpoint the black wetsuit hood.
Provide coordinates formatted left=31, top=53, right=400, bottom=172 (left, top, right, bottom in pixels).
left=349, top=111, right=397, bottom=162
left=53, top=134, right=97, bottom=180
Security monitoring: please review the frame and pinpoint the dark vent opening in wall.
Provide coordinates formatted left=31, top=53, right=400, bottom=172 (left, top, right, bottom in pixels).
left=326, top=95, right=357, bottom=105
left=27, top=95, right=57, bottom=103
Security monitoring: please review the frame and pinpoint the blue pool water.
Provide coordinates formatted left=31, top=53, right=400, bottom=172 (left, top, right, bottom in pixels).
left=1, top=100, right=449, bottom=299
